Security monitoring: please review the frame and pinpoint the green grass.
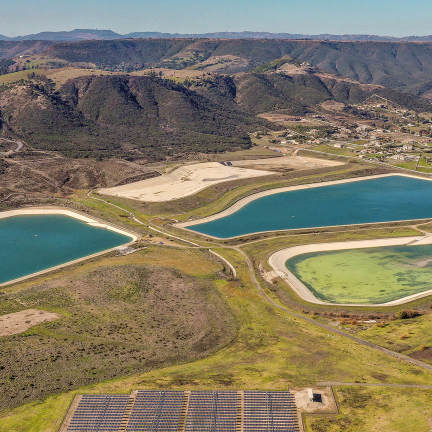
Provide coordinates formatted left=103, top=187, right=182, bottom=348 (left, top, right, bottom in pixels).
left=1, top=247, right=432, bottom=431
left=0, top=69, right=43, bottom=84
left=392, top=160, right=432, bottom=173
left=313, top=145, right=357, bottom=157
left=358, top=313, right=432, bottom=361
left=2, top=162, right=432, bottom=430
left=306, top=386, right=432, bottom=432
left=287, top=244, right=432, bottom=304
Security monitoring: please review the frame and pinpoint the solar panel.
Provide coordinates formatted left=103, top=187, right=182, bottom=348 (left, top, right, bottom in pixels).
left=185, top=391, right=239, bottom=432
left=243, top=391, right=300, bottom=432
left=67, top=395, right=131, bottom=432
left=126, top=390, right=185, bottom=432
left=65, top=390, right=301, bottom=432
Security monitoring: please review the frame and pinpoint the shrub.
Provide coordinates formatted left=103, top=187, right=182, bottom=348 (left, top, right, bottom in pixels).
left=394, top=310, right=421, bottom=320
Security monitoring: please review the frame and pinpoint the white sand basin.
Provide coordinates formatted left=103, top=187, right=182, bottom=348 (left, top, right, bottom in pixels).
left=99, top=162, right=274, bottom=202
left=0, top=309, right=59, bottom=336
left=99, top=156, right=343, bottom=202
left=231, top=156, right=342, bottom=170
left=269, top=235, right=432, bottom=307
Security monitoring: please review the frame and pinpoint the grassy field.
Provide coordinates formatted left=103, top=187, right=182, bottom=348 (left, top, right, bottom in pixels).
left=306, top=386, right=432, bottom=432
left=358, top=313, right=432, bottom=363
left=0, top=69, right=43, bottom=84
left=394, top=161, right=432, bottom=173
left=287, top=245, right=432, bottom=304
left=1, top=246, right=432, bottom=431
left=313, top=145, right=357, bottom=157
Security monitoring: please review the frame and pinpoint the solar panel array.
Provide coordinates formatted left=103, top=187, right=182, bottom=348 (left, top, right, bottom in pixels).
left=186, top=391, right=239, bottom=432
left=127, top=390, right=185, bottom=432
left=67, top=394, right=130, bottom=432
left=244, top=391, right=300, bottom=432
left=65, top=391, right=300, bottom=432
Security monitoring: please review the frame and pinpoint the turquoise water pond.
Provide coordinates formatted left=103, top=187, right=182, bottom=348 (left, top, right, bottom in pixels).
left=188, top=175, right=432, bottom=238
left=0, top=214, right=132, bottom=284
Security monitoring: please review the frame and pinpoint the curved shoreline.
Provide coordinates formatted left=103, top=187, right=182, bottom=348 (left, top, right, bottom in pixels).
left=176, top=173, right=432, bottom=239
left=268, top=235, right=432, bottom=307
left=0, top=207, right=138, bottom=287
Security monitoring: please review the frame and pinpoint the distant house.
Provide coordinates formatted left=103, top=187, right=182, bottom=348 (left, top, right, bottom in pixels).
left=402, top=144, right=414, bottom=151
left=390, top=154, right=408, bottom=161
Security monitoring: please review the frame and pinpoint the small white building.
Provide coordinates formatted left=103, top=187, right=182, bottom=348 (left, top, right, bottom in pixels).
left=403, top=144, right=415, bottom=151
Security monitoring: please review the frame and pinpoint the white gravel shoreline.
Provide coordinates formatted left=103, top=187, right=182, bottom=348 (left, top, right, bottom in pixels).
left=176, top=173, right=432, bottom=239
left=0, top=207, right=138, bottom=287
left=269, top=235, right=432, bottom=307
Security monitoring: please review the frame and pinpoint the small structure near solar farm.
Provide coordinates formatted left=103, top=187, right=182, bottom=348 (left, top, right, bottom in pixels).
left=307, top=389, right=322, bottom=403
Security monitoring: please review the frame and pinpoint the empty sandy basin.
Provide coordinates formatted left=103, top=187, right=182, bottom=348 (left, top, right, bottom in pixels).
left=98, top=162, right=273, bottom=202
left=98, top=156, right=341, bottom=202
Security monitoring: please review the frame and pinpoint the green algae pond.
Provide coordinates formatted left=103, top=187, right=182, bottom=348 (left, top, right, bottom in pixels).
left=286, top=244, right=432, bottom=304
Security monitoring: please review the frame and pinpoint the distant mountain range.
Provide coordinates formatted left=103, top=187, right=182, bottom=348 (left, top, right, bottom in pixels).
left=1, top=29, right=432, bottom=42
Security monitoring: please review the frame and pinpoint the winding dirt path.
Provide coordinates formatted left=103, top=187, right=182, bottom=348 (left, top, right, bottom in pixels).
left=318, top=381, right=432, bottom=389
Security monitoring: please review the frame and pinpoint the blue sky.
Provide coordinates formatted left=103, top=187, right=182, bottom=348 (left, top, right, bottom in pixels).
left=1, top=0, right=431, bottom=37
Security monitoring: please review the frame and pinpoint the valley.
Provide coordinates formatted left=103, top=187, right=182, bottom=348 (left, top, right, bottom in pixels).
left=1, top=32, right=432, bottom=432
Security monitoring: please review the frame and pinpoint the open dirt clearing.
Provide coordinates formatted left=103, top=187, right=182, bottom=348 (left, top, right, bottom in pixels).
left=294, top=387, right=337, bottom=414
left=0, top=309, right=59, bottom=336
left=99, top=156, right=341, bottom=202
left=257, top=112, right=328, bottom=126
left=98, top=161, right=273, bottom=202
left=232, top=155, right=342, bottom=170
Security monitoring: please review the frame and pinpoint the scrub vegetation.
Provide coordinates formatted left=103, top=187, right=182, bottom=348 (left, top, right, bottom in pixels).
left=0, top=249, right=236, bottom=411
left=358, top=314, right=432, bottom=364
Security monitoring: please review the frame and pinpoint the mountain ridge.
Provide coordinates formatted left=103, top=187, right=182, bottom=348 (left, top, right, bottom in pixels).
left=2, top=29, right=432, bottom=42
left=37, top=39, right=432, bottom=97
